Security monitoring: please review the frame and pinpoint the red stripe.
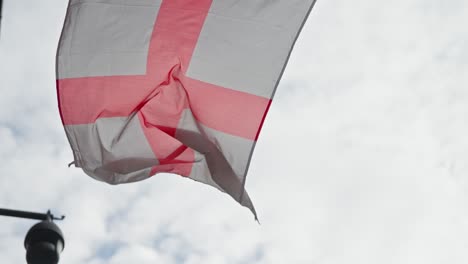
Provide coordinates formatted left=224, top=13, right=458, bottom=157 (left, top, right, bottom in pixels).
left=137, top=112, right=194, bottom=177
left=183, top=77, right=271, bottom=140
left=142, top=0, right=211, bottom=175
left=58, top=76, right=154, bottom=125
left=146, top=1, right=213, bottom=75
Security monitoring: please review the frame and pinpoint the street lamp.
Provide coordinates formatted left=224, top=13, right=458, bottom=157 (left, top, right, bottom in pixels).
left=0, top=208, right=65, bottom=264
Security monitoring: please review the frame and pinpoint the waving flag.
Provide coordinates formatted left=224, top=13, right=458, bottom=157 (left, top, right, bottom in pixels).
left=57, top=0, right=316, bottom=218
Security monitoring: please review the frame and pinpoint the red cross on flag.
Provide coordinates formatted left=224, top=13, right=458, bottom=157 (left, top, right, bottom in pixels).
left=57, top=0, right=316, bottom=218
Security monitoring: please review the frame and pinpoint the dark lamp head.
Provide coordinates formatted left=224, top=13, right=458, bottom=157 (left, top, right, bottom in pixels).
left=24, top=220, right=64, bottom=264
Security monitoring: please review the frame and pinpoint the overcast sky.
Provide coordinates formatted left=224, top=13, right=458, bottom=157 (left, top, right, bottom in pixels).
left=1, top=0, right=468, bottom=263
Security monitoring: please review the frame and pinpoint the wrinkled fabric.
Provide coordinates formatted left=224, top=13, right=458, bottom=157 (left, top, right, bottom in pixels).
left=56, top=0, right=316, bottom=218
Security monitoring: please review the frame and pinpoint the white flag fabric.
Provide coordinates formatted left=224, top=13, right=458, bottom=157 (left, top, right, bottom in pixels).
left=57, top=0, right=316, bottom=218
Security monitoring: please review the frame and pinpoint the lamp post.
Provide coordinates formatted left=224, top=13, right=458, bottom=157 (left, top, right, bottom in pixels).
left=0, top=0, right=3, bottom=35
left=0, top=208, right=65, bottom=264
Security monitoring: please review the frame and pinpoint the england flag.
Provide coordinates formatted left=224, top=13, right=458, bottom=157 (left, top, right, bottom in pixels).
left=57, top=0, right=316, bottom=218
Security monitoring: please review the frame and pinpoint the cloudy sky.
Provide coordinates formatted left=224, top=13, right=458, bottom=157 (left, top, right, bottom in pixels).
left=1, top=0, right=468, bottom=263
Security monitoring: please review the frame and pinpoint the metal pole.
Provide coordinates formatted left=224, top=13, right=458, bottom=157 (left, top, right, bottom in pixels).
left=0, top=208, right=65, bottom=221
left=0, top=0, right=3, bottom=36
